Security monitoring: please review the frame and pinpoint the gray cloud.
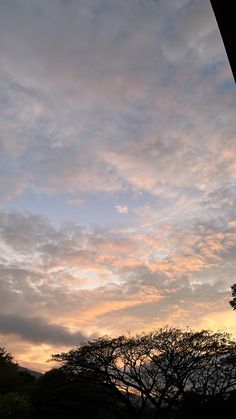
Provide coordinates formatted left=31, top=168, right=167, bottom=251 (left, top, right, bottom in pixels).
left=0, top=313, right=91, bottom=345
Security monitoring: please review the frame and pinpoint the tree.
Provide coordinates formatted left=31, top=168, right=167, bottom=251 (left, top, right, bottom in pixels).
left=32, top=367, right=124, bottom=419
left=0, top=393, right=31, bottom=419
left=0, top=348, right=19, bottom=394
left=229, top=284, right=236, bottom=310
left=0, top=348, right=32, bottom=418
left=51, top=328, right=236, bottom=418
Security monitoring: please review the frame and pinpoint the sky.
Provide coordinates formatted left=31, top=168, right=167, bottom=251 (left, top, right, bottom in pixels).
left=0, top=0, right=236, bottom=372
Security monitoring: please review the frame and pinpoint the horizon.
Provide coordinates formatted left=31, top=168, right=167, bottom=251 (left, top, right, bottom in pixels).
left=0, top=0, right=236, bottom=372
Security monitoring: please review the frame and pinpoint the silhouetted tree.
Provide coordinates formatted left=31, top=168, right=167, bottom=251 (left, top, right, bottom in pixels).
left=52, top=336, right=148, bottom=419
left=52, top=328, right=236, bottom=418
left=32, top=366, right=126, bottom=419
left=0, top=348, right=19, bottom=394
left=0, top=348, right=33, bottom=417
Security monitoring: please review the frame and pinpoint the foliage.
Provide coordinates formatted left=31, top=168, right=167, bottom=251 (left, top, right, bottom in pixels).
left=0, top=348, right=19, bottom=393
left=0, top=348, right=34, bottom=418
left=31, top=367, right=122, bottom=418
left=0, top=392, right=31, bottom=418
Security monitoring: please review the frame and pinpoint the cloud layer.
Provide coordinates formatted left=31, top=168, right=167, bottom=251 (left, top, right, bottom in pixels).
left=0, top=0, right=235, bottom=369
left=0, top=208, right=235, bottom=370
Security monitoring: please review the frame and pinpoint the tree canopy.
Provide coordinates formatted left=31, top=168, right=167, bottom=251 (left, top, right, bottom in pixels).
left=0, top=347, right=19, bottom=394
left=52, top=327, right=236, bottom=418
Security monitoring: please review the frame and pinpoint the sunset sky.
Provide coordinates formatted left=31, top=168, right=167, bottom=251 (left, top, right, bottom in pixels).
left=1, top=0, right=236, bottom=372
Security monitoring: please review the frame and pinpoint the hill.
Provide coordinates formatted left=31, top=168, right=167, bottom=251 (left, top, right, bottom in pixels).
left=18, top=366, right=43, bottom=379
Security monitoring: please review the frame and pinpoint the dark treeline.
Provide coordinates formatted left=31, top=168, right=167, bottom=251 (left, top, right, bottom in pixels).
left=1, top=327, right=236, bottom=418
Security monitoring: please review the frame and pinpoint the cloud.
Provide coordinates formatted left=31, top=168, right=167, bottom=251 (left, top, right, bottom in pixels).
left=0, top=0, right=233, bottom=205
left=114, top=205, right=128, bottom=214
left=0, top=313, right=92, bottom=345
left=0, top=210, right=235, bottom=321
